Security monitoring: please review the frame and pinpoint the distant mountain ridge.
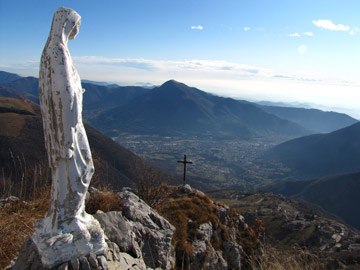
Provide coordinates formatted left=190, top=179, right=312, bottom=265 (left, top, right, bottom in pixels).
left=0, top=71, right=22, bottom=84
left=3, top=76, right=39, bottom=97
left=81, top=82, right=149, bottom=118
left=0, top=71, right=150, bottom=120
left=258, top=104, right=358, bottom=133
left=265, top=122, right=360, bottom=178
left=0, top=70, right=357, bottom=139
left=256, top=100, right=313, bottom=108
left=0, top=85, right=39, bottom=104
left=93, top=80, right=308, bottom=138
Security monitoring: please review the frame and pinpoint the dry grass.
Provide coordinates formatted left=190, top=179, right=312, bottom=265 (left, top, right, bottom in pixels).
left=85, top=189, right=124, bottom=214
left=248, top=245, right=326, bottom=270
left=0, top=157, right=51, bottom=201
left=0, top=113, right=26, bottom=137
left=0, top=195, right=49, bottom=269
left=0, top=183, right=123, bottom=269
left=157, top=188, right=230, bottom=268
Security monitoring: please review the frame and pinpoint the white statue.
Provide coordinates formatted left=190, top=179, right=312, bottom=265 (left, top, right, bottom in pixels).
left=33, top=7, right=106, bottom=267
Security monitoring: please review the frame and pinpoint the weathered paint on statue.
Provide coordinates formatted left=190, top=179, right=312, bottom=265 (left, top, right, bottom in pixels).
left=33, top=7, right=106, bottom=267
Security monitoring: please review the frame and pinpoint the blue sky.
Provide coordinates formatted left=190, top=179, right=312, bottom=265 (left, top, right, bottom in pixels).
left=1, top=0, right=359, bottom=118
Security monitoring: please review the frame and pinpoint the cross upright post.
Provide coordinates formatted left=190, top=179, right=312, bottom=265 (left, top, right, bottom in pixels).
left=177, top=154, right=193, bottom=186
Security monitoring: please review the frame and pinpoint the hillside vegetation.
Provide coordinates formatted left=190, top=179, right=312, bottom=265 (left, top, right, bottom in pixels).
left=265, top=122, right=360, bottom=179
left=0, top=97, right=148, bottom=198
left=267, top=171, right=360, bottom=229
left=208, top=189, right=360, bottom=268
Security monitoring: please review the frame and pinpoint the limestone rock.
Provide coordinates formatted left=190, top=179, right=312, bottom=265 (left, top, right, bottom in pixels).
left=166, top=186, right=244, bottom=270
left=0, top=196, right=20, bottom=208
left=94, top=211, right=141, bottom=258
left=10, top=238, right=43, bottom=270
left=105, top=240, right=147, bottom=270
left=190, top=240, right=228, bottom=270
left=79, top=257, right=91, bottom=270
left=118, top=189, right=175, bottom=269
left=223, top=240, right=242, bottom=269
left=88, top=253, right=98, bottom=268
left=97, top=256, right=108, bottom=270
left=70, top=258, right=80, bottom=270
left=181, top=184, right=192, bottom=193
left=108, top=253, right=147, bottom=270
left=197, top=222, right=213, bottom=242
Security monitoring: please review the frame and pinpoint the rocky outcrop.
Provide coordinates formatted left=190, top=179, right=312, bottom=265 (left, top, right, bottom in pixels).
left=185, top=220, right=243, bottom=270
left=8, top=188, right=174, bottom=270
left=94, top=211, right=141, bottom=259
left=9, top=186, right=246, bottom=270
left=159, top=185, right=245, bottom=270
left=190, top=240, right=228, bottom=270
left=94, top=188, right=175, bottom=269
left=94, top=187, right=246, bottom=270
left=117, top=189, right=176, bottom=269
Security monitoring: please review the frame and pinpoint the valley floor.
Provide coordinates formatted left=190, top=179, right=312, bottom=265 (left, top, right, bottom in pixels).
left=115, top=133, right=296, bottom=190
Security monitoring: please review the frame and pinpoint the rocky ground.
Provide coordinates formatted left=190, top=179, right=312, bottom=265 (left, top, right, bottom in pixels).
left=6, top=185, right=249, bottom=270
left=4, top=186, right=360, bottom=270
left=208, top=189, right=360, bottom=268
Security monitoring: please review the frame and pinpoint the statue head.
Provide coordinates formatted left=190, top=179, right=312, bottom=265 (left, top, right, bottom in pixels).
left=49, top=7, right=81, bottom=44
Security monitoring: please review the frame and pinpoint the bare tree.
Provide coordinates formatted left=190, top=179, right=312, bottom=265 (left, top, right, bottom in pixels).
left=134, top=160, right=169, bottom=208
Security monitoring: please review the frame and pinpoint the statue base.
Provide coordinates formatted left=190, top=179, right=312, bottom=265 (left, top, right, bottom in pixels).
left=31, top=213, right=107, bottom=268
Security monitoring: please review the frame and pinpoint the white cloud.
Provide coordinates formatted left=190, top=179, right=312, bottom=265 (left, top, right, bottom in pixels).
left=297, top=45, right=307, bottom=55
left=349, top=27, right=360, bottom=35
left=73, top=57, right=349, bottom=93
left=303, top=32, right=314, bottom=36
left=191, top=25, right=203, bottom=30
left=312, top=19, right=350, bottom=31
left=73, top=57, right=270, bottom=78
left=244, top=27, right=250, bottom=31
left=289, top=32, right=300, bottom=37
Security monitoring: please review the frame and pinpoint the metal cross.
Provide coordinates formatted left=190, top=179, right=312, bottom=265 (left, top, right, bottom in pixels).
left=177, top=155, right=193, bottom=186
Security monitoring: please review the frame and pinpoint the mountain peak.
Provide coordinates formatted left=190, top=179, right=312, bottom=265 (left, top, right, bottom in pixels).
left=161, top=79, right=186, bottom=88
left=163, top=79, right=180, bottom=84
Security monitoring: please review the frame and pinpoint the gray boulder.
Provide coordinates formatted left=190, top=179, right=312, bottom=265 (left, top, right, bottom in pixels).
left=105, top=241, right=147, bottom=270
left=197, top=222, right=213, bottom=242
left=118, top=189, right=176, bottom=270
left=223, top=241, right=242, bottom=269
left=181, top=184, right=192, bottom=194
left=94, top=211, right=141, bottom=258
left=10, top=238, right=44, bottom=270
left=190, top=240, right=228, bottom=270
